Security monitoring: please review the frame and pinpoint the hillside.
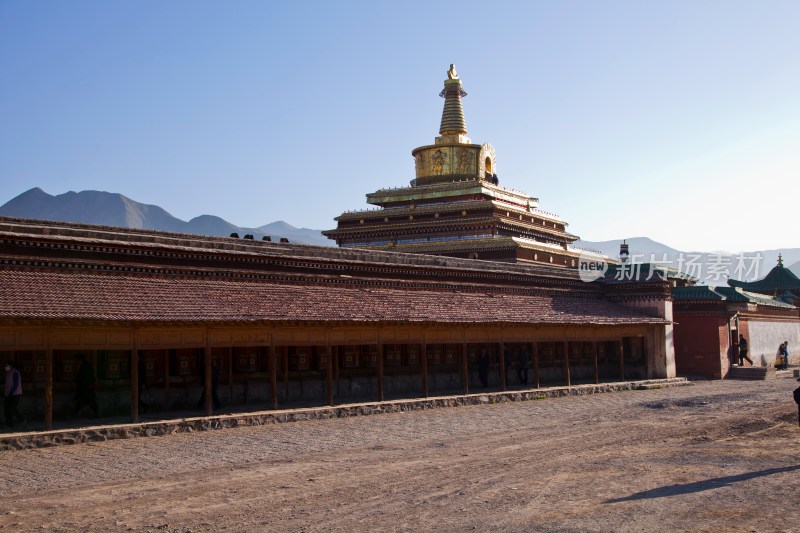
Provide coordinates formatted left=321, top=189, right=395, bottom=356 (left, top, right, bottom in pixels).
left=2, top=188, right=797, bottom=281
left=0, top=188, right=331, bottom=246
left=576, top=237, right=800, bottom=284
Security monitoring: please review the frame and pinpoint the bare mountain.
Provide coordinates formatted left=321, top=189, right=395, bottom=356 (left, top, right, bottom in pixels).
left=258, top=221, right=333, bottom=245
left=3, top=188, right=796, bottom=268
left=0, top=187, right=186, bottom=231
left=576, top=237, right=800, bottom=285
left=0, top=187, right=331, bottom=246
left=575, top=237, right=681, bottom=258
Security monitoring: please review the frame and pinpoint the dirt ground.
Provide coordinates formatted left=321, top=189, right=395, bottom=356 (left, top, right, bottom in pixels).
left=1, top=378, right=799, bottom=532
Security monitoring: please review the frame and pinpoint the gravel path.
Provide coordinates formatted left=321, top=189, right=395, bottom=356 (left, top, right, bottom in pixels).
left=1, top=378, right=799, bottom=532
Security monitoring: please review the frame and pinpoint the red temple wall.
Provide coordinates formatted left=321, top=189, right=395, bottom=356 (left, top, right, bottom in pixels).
left=673, top=312, right=729, bottom=378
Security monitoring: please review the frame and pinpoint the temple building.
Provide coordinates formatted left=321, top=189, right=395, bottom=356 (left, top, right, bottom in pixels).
left=324, top=66, right=593, bottom=267
left=0, top=216, right=674, bottom=430
left=0, top=66, right=677, bottom=431
left=672, top=255, right=800, bottom=378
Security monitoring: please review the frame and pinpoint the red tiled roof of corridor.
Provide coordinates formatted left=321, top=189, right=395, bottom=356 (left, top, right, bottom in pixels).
left=0, top=269, right=666, bottom=325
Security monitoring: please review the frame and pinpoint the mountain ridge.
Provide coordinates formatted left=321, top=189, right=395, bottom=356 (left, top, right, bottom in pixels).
left=2, top=187, right=798, bottom=282
left=0, top=187, right=332, bottom=246
left=575, top=238, right=800, bottom=283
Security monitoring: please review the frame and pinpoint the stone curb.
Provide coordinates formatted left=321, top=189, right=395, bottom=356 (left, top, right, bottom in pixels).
left=0, top=378, right=690, bottom=451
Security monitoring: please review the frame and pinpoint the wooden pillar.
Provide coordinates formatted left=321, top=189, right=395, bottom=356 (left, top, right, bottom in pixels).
left=563, top=338, right=571, bottom=387
left=163, top=349, right=170, bottom=410
left=204, top=332, right=212, bottom=416
left=461, top=341, right=469, bottom=394
left=619, top=339, right=625, bottom=381
left=283, top=347, right=289, bottom=400
left=421, top=340, right=429, bottom=398
left=45, top=337, right=53, bottom=430
left=270, top=344, right=278, bottom=410
left=131, top=334, right=139, bottom=423
left=334, top=346, right=340, bottom=397
left=532, top=341, right=540, bottom=389
left=326, top=341, right=334, bottom=406
left=592, top=335, right=599, bottom=385
left=227, top=346, right=234, bottom=404
left=377, top=339, right=385, bottom=402
left=499, top=342, right=507, bottom=391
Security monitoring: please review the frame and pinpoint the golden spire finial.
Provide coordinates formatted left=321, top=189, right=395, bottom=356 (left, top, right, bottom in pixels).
left=778, top=254, right=783, bottom=266
left=439, top=65, right=467, bottom=135
left=447, top=64, right=459, bottom=79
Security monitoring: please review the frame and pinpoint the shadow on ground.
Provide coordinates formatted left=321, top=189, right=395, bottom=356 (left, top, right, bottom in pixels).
left=606, top=465, right=800, bottom=503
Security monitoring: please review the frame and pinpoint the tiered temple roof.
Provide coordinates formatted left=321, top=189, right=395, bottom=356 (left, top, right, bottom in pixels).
left=324, top=66, right=601, bottom=267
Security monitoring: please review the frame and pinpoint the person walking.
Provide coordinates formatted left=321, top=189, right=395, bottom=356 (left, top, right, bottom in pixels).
left=738, top=335, right=753, bottom=366
left=4, top=361, right=25, bottom=427
left=794, top=382, right=800, bottom=427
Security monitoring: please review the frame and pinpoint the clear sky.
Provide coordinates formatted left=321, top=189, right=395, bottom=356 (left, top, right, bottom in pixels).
left=1, top=1, right=798, bottom=252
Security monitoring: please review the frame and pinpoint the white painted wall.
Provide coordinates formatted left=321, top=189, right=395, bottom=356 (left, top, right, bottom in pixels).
left=746, top=320, right=800, bottom=366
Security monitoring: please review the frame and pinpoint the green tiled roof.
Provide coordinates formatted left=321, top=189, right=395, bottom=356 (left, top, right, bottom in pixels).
left=673, top=286, right=743, bottom=302
left=673, top=285, right=796, bottom=309
left=728, top=264, right=800, bottom=293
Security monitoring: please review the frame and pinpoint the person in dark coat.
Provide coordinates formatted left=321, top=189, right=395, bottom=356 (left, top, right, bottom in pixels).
left=794, top=382, right=800, bottom=427
left=478, top=349, right=490, bottom=389
left=73, top=353, right=99, bottom=417
left=782, top=341, right=790, bottom=370
left=4, top=361, right=25, bottom=427
left=738, top=335, right=753, bottom=366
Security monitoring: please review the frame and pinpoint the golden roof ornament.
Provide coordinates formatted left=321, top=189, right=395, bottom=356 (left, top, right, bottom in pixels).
left=447, top=64, right=459, bottom=79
